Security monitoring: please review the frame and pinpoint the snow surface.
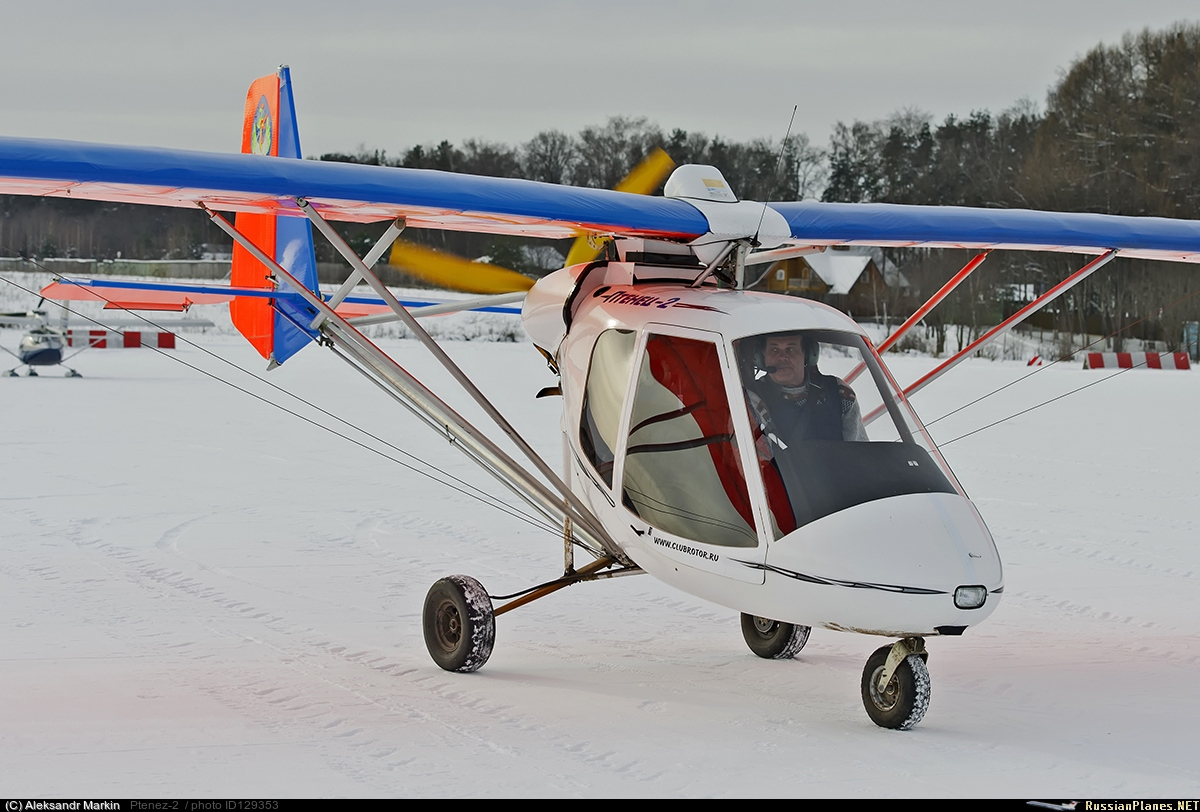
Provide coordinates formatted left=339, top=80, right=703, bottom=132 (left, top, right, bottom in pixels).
left=2, top=283, right=1199, bottom=797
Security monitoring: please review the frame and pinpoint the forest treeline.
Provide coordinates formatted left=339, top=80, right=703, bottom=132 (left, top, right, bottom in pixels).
left=325, top=119, right=826, bottom=203
left=816, top=22, right=1200, bottom=351
left=2, top=22, right=1199, bottom=349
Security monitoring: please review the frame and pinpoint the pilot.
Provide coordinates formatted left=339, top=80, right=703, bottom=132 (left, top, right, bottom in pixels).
left=745, top=332, right=868, bottom=449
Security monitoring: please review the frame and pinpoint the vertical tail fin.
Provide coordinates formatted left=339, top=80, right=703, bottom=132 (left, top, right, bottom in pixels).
left=230, top=66, right=319, bottom=366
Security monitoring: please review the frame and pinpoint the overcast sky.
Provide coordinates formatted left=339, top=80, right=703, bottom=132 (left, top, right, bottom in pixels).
left=2, top=1, right=1198, bottom=158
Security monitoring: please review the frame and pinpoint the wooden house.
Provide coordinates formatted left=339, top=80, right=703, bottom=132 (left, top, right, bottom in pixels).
left=755, top=249, right=906, bottom=320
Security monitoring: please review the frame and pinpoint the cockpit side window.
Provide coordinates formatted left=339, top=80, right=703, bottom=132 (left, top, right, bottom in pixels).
left=579, top=329, right=637, bottom=488
left=621, top=333, right=758, bottom=548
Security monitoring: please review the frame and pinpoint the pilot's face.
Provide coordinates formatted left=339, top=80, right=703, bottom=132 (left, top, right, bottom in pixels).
left=764, top=335, right=806, bottom=387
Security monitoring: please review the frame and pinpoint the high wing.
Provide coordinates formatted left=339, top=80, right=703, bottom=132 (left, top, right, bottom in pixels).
left=769, top=201, right=1200, bottom=263
left=6, top=59, right=1200, bottom=376
left=0, top=136, right=707, bottom=239
left=3, top=135, right=1200, bottom=260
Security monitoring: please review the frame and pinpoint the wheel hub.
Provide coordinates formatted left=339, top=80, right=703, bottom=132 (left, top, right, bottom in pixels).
left=868, top=665, right=900, bottom=711
left=434, top=599, right=463, bottom=651
left=752, top=616, right=776, bottom=635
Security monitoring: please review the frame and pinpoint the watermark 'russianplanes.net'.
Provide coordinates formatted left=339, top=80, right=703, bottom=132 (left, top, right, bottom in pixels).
left=1029, top=802, right=1199, bottom=811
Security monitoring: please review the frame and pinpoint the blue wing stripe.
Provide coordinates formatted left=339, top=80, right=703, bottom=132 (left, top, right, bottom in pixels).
left=7, top=134, right=1200, bottom=258
left=771, top=200, right=1200, bottom=257
left=0, top=136, right=710, bottom=238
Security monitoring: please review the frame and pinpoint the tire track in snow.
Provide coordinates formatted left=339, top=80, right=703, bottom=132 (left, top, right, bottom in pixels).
left=61, top=528, right=531, bottom=788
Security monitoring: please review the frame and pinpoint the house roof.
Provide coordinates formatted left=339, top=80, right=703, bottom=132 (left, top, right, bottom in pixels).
left=804, top=252, right=871, bottom=295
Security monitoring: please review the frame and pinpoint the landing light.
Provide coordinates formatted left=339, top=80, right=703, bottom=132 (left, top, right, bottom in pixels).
left=954, top=585, right=987, bottom=610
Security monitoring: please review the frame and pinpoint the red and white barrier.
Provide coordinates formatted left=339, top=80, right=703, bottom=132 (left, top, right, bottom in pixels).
left=1083, top=352, right=1191, bottom=370
left=66, top=329, right=175, bottom=349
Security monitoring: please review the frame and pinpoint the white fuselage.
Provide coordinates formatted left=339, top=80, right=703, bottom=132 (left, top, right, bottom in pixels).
left=523, top=262, right=1003, bottom=637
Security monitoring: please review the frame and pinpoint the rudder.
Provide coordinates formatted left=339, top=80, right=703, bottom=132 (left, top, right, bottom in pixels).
left=230, top=67, right=319, bottom=366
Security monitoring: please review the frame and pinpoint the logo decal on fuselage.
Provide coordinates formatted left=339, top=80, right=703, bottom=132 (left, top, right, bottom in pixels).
left=592, top=287, right=723, bottom=313
left=651, top=532, right=720, bottom=562
left=250, top=95, right=273, bottom=156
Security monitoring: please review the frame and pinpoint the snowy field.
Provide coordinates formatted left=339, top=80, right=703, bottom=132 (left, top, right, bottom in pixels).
left=2, top=290, right=1199, bottom=797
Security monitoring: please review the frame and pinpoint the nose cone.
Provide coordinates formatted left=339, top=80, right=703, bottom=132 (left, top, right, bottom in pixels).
left=764, top=492, right=1003, bottom=635
left=521, top=266, right=577, bottom=355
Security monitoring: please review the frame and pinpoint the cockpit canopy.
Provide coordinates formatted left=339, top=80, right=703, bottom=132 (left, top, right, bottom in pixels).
left=578, top=326, right=960, bottom=547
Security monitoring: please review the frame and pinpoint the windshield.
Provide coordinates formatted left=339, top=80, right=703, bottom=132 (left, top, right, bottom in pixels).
left=733, top=329, right=959, bottom=538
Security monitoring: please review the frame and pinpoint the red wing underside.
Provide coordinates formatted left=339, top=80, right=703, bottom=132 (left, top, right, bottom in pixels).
left=41, top=282, right=235, bottom=310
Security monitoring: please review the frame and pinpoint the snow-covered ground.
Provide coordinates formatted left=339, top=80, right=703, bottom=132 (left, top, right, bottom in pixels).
left=2, top=282, right=1198, bottom=797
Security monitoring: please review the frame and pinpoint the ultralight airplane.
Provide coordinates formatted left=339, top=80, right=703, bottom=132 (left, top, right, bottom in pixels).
left=0, top=307, right=82, bottom=377
left=3, top=67, right=1200, bottom=730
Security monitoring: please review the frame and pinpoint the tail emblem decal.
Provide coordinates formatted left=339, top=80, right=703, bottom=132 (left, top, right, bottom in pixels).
left=250, top=96, right=273, bottom=156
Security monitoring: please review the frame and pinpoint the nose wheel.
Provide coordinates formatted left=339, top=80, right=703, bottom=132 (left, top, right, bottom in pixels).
left=861, top=637, right=929, bottom=729
left=740, top=613, right=810, bottom=659
left=422, top=575, right=495, bottom=673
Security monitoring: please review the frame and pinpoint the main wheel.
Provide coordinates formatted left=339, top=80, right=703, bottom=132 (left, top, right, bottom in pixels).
left=740, top=613, right=810, bottom=659
left=422, top=575, right=495, bottom=673
left=860, top=644, right=930, bottom=730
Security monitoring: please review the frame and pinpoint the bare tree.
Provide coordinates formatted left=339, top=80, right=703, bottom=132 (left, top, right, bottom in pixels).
left=521, top=130, right=576, bottom=185
left=572, top=117, right=664, bottom=189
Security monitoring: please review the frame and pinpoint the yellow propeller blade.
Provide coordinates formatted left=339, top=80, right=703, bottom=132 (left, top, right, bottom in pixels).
left=613, top=146, right=677, bottom=195
left=388, top=147, right=676, bottom=292
left=388, top=240, right=535, bottom=295
left=564, top=147, right=676, bottom=267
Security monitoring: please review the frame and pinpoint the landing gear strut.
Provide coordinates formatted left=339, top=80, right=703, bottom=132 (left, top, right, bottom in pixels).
left=420, top=557, right=638, bottom=673
left=4, top=365, right=81, bottom=377
left=861, top=637, right=929, bottom=730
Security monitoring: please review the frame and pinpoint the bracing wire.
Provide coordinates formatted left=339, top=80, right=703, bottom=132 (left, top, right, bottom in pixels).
left=925, top=282, right=1200, bottom=431
left=939, top=363, right=1141, bottom=447
left=0, top=262, right=570, bottom=539
left=927, top=282, right=1200, bottom=446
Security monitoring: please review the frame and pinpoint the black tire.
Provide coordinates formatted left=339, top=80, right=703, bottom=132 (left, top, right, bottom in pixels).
left=422, top=575, right=495, bottom=673
left=860, top=644, right=930, bottom=730
left=740, top=613, right=811, bottom=659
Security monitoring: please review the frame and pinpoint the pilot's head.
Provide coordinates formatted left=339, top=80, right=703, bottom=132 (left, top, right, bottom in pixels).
left=763, top=333, right=808, bottom=387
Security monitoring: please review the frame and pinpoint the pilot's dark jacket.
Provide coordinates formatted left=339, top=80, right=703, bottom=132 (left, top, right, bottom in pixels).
left=746, top=369, right=868, bottom=451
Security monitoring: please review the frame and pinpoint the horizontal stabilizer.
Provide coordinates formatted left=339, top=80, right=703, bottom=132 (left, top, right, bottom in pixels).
left=39, top=278, right=523, bottom=317
left=42, top=281, right=235, bottom=309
